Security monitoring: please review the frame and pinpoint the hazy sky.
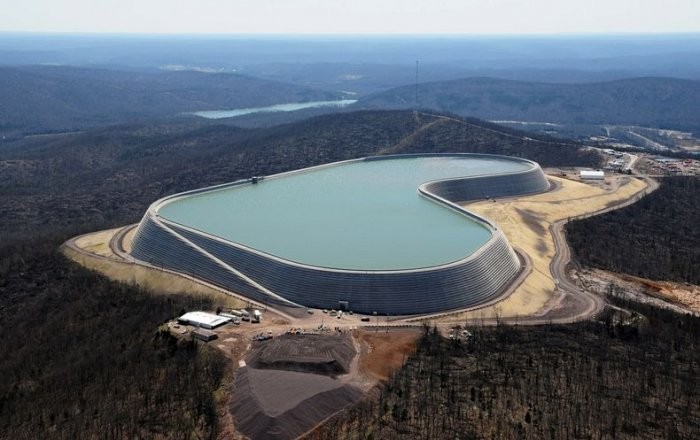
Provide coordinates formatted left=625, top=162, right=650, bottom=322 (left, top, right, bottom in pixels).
left=1, top=0, right=699, bottom=35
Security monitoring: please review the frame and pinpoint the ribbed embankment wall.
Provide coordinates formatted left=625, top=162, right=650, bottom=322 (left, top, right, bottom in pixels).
left=130, top=154, right=550, bottom=314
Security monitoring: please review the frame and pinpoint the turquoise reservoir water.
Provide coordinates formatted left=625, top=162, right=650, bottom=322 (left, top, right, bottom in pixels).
left=191, top=99, right=357, bottom=119
left=157, top=156, right=530, bottom=270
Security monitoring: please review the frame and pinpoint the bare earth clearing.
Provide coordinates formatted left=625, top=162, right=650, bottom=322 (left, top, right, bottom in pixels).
left=581, top=268, right=700, bottom=315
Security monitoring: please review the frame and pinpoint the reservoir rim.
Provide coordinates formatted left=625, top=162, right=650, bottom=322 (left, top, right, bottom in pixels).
left=149, top=153, right=538, bottom=272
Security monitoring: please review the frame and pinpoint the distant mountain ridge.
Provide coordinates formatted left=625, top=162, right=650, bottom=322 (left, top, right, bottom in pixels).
left=0, top=65, right=341, bottom=136
left=356, top=77, right=700, bottom=133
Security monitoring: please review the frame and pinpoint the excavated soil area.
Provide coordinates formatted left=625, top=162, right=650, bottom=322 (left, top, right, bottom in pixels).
left=232, top=333, right=362, bottom=439
left=247, top=333, right=356, bottom=376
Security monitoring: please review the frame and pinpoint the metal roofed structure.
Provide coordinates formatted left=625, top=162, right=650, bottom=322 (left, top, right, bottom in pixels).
left=580, top=170, right=605, bottom=180
left=178, top=311, right=230, bottom=329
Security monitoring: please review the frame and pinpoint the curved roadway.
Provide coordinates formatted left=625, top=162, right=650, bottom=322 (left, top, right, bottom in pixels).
left=519, top=166, right=659, bottom=325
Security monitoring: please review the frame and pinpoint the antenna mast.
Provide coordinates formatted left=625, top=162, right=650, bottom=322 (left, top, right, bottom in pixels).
left=415, top=59, right=419, bottom=109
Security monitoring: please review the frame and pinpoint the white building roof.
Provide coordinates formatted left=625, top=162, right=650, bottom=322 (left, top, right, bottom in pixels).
left=580, top=170, right=605, bottom=179
left=178, top=311, right=230, bottom=329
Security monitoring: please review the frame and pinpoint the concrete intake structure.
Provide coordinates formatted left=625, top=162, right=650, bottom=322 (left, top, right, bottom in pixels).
left=130, top=154, right=550, bottom=314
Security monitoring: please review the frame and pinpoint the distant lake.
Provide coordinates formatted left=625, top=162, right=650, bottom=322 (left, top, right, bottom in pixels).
left=191, top=99, right=357, bottom=119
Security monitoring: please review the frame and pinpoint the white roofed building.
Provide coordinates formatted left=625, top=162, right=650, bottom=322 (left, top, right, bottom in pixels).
left=580, top=170, right=605, bottom=180
left=178, top=311, right=230, bottom=329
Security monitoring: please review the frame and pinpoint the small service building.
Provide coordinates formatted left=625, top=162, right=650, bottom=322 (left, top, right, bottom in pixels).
left=178, top=311, right=230, bottom=329
left=580, top=170, right=605, bottom=180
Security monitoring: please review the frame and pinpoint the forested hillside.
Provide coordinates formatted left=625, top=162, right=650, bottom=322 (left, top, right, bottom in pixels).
left=0, top=110, right=600, bottom=241
left=0, top=65, right=341, bottom=137
left=567, top=177, right=700, bottom=284
left=313, top=300, right=700, bottom=439
left=357, top=77, right=700, bottom=133
left=0, top=110, right=600, bottom=438
left=0, top=237, right=228, bottom=439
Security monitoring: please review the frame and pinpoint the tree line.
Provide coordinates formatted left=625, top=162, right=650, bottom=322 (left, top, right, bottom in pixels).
left=0, top=235, right=229, bottom=439
left=567, top=176, right=700, bottom=284
left=312, top=299, right=700, bottom=439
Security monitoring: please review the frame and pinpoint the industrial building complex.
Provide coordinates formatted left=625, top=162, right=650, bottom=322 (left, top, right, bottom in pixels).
left=129, top=154, right=550, bottom=315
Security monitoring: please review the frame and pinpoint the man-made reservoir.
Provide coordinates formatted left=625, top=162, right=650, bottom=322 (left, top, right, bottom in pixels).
left=130, top=154, right=550, bottom=314
left=157, top=156, right=526, bottom=270
left=191, top=99, right=357, bottom=119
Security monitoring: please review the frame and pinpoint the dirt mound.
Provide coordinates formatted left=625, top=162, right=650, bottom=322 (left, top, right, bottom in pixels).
left=247, top=333, right=356, bottom=376
left=232, top=367, right=362, bottom=440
